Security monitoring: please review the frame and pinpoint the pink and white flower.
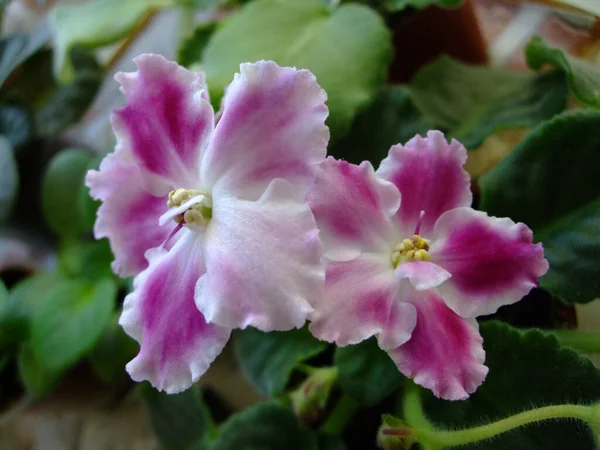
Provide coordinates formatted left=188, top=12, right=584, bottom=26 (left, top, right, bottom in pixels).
left=86, top=55, right=329, bottom=393
left=307, top=131, right=548, bottom=400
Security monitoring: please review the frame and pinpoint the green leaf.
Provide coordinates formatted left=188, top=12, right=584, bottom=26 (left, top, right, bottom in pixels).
left=0, top=280, right=7, bottom=309
left=207, top=402, right=317, bottom=450
left=18, top=343, right=62, bottom=396
left=384, top=0, right=462, bottom=11
left=329, top=86, right=433, bottom=166
left=0, top=271, right=66, bottom=348
left=177, top=23, right=217, bottom=68
left=201, top=0, right=392, bottom=138
left=88, top=315, right=138, bottom=383
left=41, top=148, right=99, bottom=237
left=35, top=49, right=103, bottom=137
left=408, top=56, right=568, bottom=149
left=0, top=105, right=32, bottom=149
left=423, top=322, right=600, bottom=449
left=140, top=383, right=214, bottom=450
left=58, top=238, right=115, bottom=281
left=234, top=327, right=327, bottom=396
left=0, top=22, right=51, bottom=87
left=334, top=337, right=403, bottom=406
left=526, top=36, right=600, bottom=109
left=480, top=110, right=600, bottom=303
left=317, top=434, right=346, bottom=450
left=50, top=0, right=171, bottom=83
left=31, top=278, right=116, bottom=372
left=0, top=136, right=18, bottom=222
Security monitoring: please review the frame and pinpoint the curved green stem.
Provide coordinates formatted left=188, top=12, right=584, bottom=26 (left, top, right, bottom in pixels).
left=399, top=381, right=600, bottom=449
left=320, top=394, right=360, bottom=434
left=419, top=404, right=597, bottom=447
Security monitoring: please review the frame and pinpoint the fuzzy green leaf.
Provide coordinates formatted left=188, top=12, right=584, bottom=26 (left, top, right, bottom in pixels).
left=409, top=56, right=568, bottom=149
left=526, top=36, right=600, bottom=108
left=201, top=0, right=392, bottom=138
left=235, top=327, right=327, bottom=396
left=423, top=322, right=600, bottom=449
left=335, top=337, right=404, bottom=406
left=481, top=110, right=600, bottom=303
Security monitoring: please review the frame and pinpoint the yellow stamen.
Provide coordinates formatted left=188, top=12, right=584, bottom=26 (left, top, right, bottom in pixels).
left=391, top=234, right=431, bottom=267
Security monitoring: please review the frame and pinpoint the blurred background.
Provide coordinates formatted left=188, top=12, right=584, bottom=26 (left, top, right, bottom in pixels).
left=0, top=0, right=599, bottom=448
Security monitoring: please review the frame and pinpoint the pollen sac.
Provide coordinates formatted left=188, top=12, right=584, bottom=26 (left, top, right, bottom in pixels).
left=167, top=188, right=212, bottom=226
left=392, top=234, right=431, bottom=267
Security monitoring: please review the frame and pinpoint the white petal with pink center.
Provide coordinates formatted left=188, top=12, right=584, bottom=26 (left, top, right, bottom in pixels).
left=88, top=55, right=329, bottom=392
left=307, top=131, right=548, bottom=400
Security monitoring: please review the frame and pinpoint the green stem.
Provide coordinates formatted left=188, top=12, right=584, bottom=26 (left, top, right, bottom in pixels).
left=320, top=394, right=360, bottom=434
left=403, top=382, right=434, bottom=432
left=401, top=381, right=600, bottom=449
left=420, top=404, right=597, bottom=447
left=550, top=330, right=600, bottom=354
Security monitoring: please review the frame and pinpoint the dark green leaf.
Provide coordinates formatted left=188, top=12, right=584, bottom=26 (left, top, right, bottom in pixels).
left=0, top=105, right=32, bottom=149
left=31, top=278, right=116, bottom=372
left=0, top=22, right=51, bottom=87
left=235, top=327, right=327, bottom=396
left=178, top=23, right=217, bottom=68
left=18, top=343, right=61, bottom=396
left=35, top=49, right=103, bottom=137
left=58, top=238, right=115, bottom=281
left=0, top=136, right=18, bottom=222
left=207, top=402, right=317, bottom=450
left=0, top=279, right=7, bottom=308
left=384, top=0, right=462, bottom=11
left=317, top=433, right=346, bottom=450
left=334, top=337, right=403, bottom=406
left=88, top=315, right=138, bottom=383
left=480, top=110, right=600, bottom=303
left=423, top=322, right=600, bottom=449
left=201, top=0, right=392, bottom=138
left=141, top=383, right=214, bottom=450
left=41, top=148, right=99, bottom=237
left=50, top=0, right=170, bottom=82
left=329, top=85, right=433, bottom=166
left=526, top=36, right=600, bottom=108
left=408, top=56, right=568, bottom=149
left=0, top=271, right=66, bottom=348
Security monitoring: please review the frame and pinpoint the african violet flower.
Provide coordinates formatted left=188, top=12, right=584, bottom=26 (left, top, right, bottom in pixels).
left=307, top=131, right=548, bottom=400
left=86, top=55, right=329, bottom=393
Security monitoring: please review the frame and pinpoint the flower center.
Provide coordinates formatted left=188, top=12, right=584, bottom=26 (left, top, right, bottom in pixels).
left=166, top=188, right=212, bottom=226
left=391, top=234, right=431, bottom=268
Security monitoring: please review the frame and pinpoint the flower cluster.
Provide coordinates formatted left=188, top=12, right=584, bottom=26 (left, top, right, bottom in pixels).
left=87, top=55, right=547, bottom=400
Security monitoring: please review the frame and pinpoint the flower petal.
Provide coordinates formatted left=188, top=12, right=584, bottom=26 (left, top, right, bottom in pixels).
left=196, top=179, right=324, bottom=331
left=377, top=131, right=472, bottom=236
left=120, top=230, right=231, bottom=394
left=389, top=290, right=488, bottom=401
left=310, top=253, right=417, bottom=350
left=201, top=61, right=329, bottom=200
left=430, top=208, right=549, bottom=317
left=113, top=54, right=214, bottom=188
left=394, top=261, right=451, bottom=291
left=86, top=153, right=171, bottom=277
left=307, top=157, right=400, bottom=261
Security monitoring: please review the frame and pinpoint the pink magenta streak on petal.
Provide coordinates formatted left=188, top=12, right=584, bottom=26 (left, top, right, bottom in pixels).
left=113, top=54, right=214, bottom=185
left=86, top=154, right=171, bottom=277
left=120, top=231, right=230, bottom=394
left=377, top=131, right=472, bottom=236
left=389, top=291, right=488, bottom=401
left=307, top=157, right=400, bottom=260
left=430, top=208, right=548, bottom=317
left=201, top=61, right=328, bottom=200
left=309, top=253, right=416, bottom=350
